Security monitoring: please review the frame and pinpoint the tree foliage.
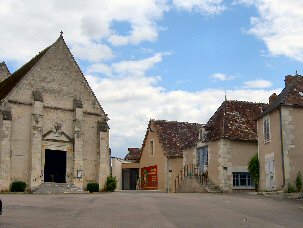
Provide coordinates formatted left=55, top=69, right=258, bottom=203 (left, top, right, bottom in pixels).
left=104, top=176, right=117, bottom=192
left=248, top=153, right=259, bottom=191
left=87, top=183, right=99, bottom=193
left=11, top=181, right=26, bottom=192
left=296, top=171, right=302, bottom=192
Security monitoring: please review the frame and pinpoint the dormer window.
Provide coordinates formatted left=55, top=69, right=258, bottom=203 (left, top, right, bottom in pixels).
left=263, top=116, right=271, bottom=143
left=199, top=128, right=203, bottom=140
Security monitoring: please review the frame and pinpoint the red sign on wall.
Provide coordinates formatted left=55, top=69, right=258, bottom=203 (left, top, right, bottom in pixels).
left=141, top=165, right=158, bottom=190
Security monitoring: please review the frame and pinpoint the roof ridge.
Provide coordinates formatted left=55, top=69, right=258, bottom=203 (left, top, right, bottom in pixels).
left=225, top=100, right=267, bottom=105
left=153, top=119, right=202, bottom=125
left=0, top=38, right=58, bottom=101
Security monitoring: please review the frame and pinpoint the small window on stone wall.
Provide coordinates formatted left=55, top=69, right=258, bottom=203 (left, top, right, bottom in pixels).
left=150, top=141, right=154, bottom=156
left=263, top=116, right=271, bottom=143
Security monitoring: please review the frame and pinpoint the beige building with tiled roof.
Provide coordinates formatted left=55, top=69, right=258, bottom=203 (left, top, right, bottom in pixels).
left=0, top=34, right=110, bottom=191
left=139, top=119, right=202, bottom=192
left=189, top=100, right=267, bottom=191
left=257, top=75, right=303, bottom=191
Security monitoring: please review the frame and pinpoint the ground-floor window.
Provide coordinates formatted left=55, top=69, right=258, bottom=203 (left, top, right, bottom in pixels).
left=233, top=172, right=254, bottom=188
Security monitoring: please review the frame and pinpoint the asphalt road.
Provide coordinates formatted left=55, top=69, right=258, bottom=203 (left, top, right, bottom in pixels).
left=0, top=192, right=303, bottom=228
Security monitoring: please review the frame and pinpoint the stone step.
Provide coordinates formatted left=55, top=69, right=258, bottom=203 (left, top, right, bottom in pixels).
left=204, top=180, right=222, bottom=193
left=176, top=177, right=207, bottom=193
left=33, top=182, right=88, bottom=194
left=176, top=176, right=222, bottom=193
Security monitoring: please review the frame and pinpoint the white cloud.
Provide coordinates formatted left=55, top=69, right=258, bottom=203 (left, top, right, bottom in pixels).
left=232, top=0, right=255, bottom=6
left=173, top=0, right=226, bottom=15
left=72, top=43, right=113, bottom=62
left=210, top=73, right=236, bottom=81
left=109, top=23, right=159, bottom=46
left=0, top=0, right=169, bottom=63
left=244, top=79, right=273, bottom=89
left=242, top=0, right=303, bottom=62
left=88, top=72, right=279, bottom=157
left=87, top=63, right=112, bottom=76
left=86, top=55, right=279, bottom=157
left=112, top=53, right=166, bottom=76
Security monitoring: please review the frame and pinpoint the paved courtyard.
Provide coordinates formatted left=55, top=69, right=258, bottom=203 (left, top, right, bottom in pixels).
left=0, top=192, right=303, bottom=228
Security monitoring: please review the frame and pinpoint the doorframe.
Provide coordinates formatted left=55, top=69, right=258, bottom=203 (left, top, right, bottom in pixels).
left=42, top=141, right=73, bottom=183
left=265, top=153, right=275, bottom=190
left=44, top=149, right=67, bottom=183
left=197, top=146, right=208, bottom=173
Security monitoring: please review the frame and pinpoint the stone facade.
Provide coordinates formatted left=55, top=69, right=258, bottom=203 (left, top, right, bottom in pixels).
left=258, top=106, right=303, bottom=191
left=258, top=75, right=303, bottom=191
left=0, top=35, right=110, bottom=191
left=138, top=120, right=200, bottom=193
left=188, top=101, right=265, bottom=192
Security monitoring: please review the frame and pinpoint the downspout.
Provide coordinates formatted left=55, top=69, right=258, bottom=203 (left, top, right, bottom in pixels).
left=279, top=106, right=285, bottom=187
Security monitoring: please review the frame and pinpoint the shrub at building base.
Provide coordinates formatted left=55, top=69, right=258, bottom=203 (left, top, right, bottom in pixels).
left=87, top=183, right=99, bottom=193
left=296, top=171, right=302, bottom=192
left=11, top=181, right=26, bottom=192
left=104, top=176, right=117, bottom=192
left=287, top=183, right=296, bottom=193
left=248, top=153, right=259, bottom=191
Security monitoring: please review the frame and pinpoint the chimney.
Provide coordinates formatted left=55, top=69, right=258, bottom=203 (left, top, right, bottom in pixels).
left=285, top=75, right=295, bottom=86
left=269, top=93, right=277, bottom=104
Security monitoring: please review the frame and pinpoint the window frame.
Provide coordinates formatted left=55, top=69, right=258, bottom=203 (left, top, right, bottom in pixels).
left=263, top=115, right=271, bottom=143
left=149, top=140, right=154, bottom=156
left=232, top=172, right=255, bottom=189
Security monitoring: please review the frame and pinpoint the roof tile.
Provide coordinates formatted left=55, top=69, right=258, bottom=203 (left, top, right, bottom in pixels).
left=205, top=100, right=267, bottom=142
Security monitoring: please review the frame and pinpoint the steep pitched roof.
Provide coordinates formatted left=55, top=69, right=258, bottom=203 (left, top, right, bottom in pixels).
left=0, top=44, right=52, bottom=101
left=0, top=61, right=11, bottom=82
left=152, top=120, right=202, bottom=157
left=0, top=35, right=108, bottom=118
left=125, top=148, right=141, bottom=161
left=204, top=100, right=267, bottom=142
left=259, top=75, right=303, bottom=117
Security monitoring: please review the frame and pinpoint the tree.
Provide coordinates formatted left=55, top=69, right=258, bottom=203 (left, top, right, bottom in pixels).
left=296, top=171, right=302, bottom=192
left=248, top=153, right=259, bottom=191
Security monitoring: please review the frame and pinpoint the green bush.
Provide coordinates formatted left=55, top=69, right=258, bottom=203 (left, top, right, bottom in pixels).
left=87, top=183, right=99, bottom=193
left=287, top=183, right=296, bottom=193
left=296, top=171, right=302, bottom=192
left=248, top=153, right=259, bottom=191
left=104, top=176, right=117, bottom=192
left=11, top=181, right=26, bottom=192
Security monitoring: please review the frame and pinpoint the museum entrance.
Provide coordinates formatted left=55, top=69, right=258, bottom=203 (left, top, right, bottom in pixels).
left=44, top=149, right=67, bottom=183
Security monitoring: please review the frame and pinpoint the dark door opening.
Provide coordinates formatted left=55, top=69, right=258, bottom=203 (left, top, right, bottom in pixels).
left=122, top=168, right=139, bottom=190
left=44, top=149, right=66, bottom=183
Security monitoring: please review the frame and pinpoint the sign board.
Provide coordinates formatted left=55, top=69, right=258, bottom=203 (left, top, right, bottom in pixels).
left=141, top=165, right=158, bottom=190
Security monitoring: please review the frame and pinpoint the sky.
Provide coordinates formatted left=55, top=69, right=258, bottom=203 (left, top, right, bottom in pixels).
left=1, top=0, right=303, bottom=158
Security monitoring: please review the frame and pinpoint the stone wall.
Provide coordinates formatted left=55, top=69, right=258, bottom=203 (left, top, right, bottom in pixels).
left=258, top=110, right=283, bottom=191
left=284, top=107, right=303, bottom=186
left=0, top=37, right=110, bottom=191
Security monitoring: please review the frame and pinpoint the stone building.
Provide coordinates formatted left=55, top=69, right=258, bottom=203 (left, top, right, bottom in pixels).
left=187, top=100, right=267, bottom=191
left=257, top=75, right=303, bottom=191
left=0, top=34, right=110, bottom=191
left=139, top=119, right=201, bottom=192
left=111, top=148, right=140, bottom=190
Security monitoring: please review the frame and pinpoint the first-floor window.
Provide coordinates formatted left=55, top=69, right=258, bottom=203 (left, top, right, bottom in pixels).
left=233, top=172, right=254, bottom=188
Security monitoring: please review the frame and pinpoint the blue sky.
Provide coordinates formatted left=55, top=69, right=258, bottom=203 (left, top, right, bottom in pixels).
left=1, top=0, right=303, bottom=157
